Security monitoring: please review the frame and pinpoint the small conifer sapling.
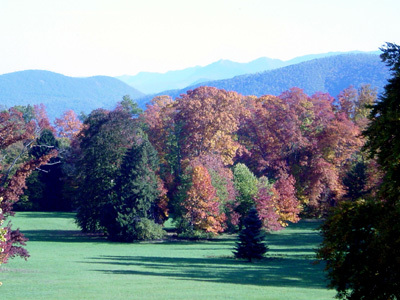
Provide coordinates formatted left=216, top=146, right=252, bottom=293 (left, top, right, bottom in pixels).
left=233, top=207, right=268, bottom=262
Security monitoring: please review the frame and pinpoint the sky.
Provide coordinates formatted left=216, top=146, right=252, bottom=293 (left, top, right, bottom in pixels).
left=1, top=0, right=400, bottom=77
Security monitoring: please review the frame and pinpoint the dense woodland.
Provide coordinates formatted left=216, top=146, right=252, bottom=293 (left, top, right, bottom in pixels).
left=1, top=82, right=378, bottom=244
left=1, top=43, right=399, bottom=300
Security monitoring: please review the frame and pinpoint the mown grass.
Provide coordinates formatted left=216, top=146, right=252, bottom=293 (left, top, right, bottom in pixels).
left=0, top=212, right=335, bottom=299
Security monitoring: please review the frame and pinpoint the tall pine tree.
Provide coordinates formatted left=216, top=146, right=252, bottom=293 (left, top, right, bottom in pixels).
left=102, top=133, right=164, bottom=242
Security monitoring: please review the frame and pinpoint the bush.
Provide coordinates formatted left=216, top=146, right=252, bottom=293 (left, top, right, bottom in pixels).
left=174, top=218, right=215, bottom=240
left=134, top=218, right=166, bottom=241
left=107, top=215, right=165, bottom=242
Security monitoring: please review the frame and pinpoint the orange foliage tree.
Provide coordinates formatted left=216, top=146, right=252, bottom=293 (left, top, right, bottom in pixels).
left=54, top=109, right=83, bottom=139
left=175, top=86, right=243, bottom=165
left=183, top=164, right=226, bottom=234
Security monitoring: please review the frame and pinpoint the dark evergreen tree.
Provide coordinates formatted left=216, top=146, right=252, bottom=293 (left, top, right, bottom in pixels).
left=317, top=43, right=400, bottom=300
left=363, top=42, right=400, bottom=203
left=75, top=109, right=138, bottom=232
left=30, top=128, right=59, bottom=159
left=102, top=134, right=164, bottom=242
left=234, top=207, right=268, bottom=262
left=342, top=160, right=368, bottom=201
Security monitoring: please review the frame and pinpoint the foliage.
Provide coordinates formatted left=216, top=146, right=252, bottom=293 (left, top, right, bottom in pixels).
left=0, top=198, right=7, bottom=258
left=117, top=95, right=143, bottom=118
left=0, top=106, right=57, bottom=263
left=317, top=200, right=400, bottom=300
left=363, top=42, right=400, bottom=203
left=233, top=207, right=268, bottom=262
left=54, top=109, right=83, bottom=139
left=318, top=43, right=400, bottom=300
left=238, top=88, right=362, bottom=215
left=253, top=177, right=282, bottom=231
left=75, top=108, right=138, bottom=232
left=342, top=160, right=369, bottom=200
left=129, top=218, right=165, bottom=241
left=181, top=164, right=226, bottom=235
left=272, top=172, right=301, bottom=225
left=232, top=163, right=258, bottom=228
left=175, top=86, right=243, bottom=165
left=102, top=134, right=164, bottom=242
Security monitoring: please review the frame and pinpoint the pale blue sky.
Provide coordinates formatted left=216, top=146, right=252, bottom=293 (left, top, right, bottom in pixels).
left=1, top=0, right=399, bottom=77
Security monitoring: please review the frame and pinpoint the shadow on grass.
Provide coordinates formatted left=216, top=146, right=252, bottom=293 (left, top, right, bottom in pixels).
left=86, top=254, right=328, bottom=289
left=22, top=230, right=108, bottom=243
left=15, top=212, right=75, bottom=219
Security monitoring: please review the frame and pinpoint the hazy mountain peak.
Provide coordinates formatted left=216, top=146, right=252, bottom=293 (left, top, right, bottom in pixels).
left=118, top=51, right=380, bottom=94
left=0, top=70, right=144, bottom=119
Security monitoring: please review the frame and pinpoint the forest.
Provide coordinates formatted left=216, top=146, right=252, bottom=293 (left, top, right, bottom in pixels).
left=1, top=43, right=400, bottom=300
left=1, top=83, right=377, bottom=242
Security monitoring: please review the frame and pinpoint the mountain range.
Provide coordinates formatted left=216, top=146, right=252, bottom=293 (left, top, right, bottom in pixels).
left=139, top=53, right=389, bottom=102
left=0, top=70, right=143, bottom=119
left=118, top=51, right=380, bottom=94
left=0, top=51, right=389, bottom=120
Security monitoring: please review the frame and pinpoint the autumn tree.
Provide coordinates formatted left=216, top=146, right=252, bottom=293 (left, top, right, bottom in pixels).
left=175, top=86, right=243, bottom=165
left=0, top=107, right=57, bottom=263
left=33, top=104, right=56, bottom=134
left=141, top=95, right=179, bottom=188
left=253, top=177, right=282, bottom=231
left=180, top=164, right=226, bottom=235
left=54, top=110, right=83, bottom=140
left=192, top=154, right=238, bottom=231
left=238, top=89, right=362, bottom=215
left=143, top=87, right=244, bottom=234
left=337, top=85, right=377, bottom=129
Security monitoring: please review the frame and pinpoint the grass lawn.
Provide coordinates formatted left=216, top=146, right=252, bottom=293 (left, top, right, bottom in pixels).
left=0, top=212, right=335, bottom=300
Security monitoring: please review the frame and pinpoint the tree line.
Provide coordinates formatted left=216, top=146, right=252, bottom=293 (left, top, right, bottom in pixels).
left=1, top=83, right=378, bottom=245
left=1, top=43, right=399, bottom=299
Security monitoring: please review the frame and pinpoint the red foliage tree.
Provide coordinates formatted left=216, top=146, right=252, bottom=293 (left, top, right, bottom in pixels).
left=33, top=104, right=56, bottom=134
left=239, top=88, right=363, bottom=214
left=0, top=107, right=57, bottom=263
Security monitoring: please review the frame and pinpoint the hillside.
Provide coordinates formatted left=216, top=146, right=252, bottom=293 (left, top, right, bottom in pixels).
left=117, top=57, right=284, bottom=94
left=117, top=51, right=380, bottom=94
left=140, top=53, right=389, bottom=102
left=0, top=70, right=145, bottom=119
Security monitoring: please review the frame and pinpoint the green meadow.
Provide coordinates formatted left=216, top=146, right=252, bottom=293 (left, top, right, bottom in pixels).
left=0, top=212, right=335, bottom=300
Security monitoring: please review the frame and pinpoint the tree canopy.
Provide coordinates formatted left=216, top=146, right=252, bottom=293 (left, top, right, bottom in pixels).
left=317, top=42, right=400, bottom=300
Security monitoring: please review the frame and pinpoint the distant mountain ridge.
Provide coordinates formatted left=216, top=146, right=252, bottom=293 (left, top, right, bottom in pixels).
left=0, top=51, right=388, bottom=120
left=0, top=70, right=144, bottom=119
left=118, top=51, right=380, bottom=94
left=138, top=53, right=389, bottom=102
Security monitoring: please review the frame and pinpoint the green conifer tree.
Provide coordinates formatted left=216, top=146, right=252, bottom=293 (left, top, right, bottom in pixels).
left=103, top=134, right=164, bottom=242
left=234, top=207, right=268, bottom=262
